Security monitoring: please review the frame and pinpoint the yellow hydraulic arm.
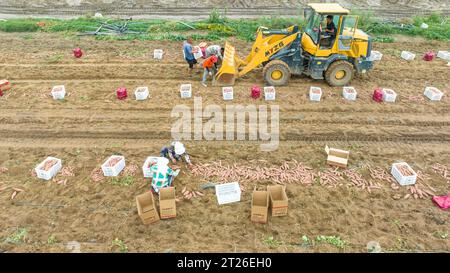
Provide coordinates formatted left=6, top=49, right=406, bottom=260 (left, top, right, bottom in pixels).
left=215, top=26, right=299, bottom=86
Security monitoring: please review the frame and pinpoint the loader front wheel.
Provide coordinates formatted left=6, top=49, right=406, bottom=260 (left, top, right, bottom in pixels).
left=325, top=60, right=354, bottom=86
left=263, top=60, right=291, bottom=86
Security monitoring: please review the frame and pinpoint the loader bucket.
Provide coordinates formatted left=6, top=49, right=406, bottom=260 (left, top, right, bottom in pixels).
left=214, top=42, right=238, bottom=86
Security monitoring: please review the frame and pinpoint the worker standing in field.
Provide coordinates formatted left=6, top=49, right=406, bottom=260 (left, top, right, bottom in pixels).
left=201, top=54, right=218, bottom=87
left=183, top=37, right=197, bottom=74
left=160, top=141, right=193, bottom=167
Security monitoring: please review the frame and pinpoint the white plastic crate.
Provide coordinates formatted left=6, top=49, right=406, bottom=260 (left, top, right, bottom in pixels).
left=35, top=157, right=62, bottom=181
left=142, top=157, right=170, bottom=178
left=134, top=86, right=149, bottom=101
left=343, top=86, right=357, bottom=101
left=101, top=155, right=125, bottom=177
left=437, top=51, right=450, bottom=61
left=153, top=49, right=163, bottom=60
left=309, top=86, right=322, bottom=101
left=401, top=51, right=415, bottom=61
left=51, top=85, right=66, bottom=100
left=193, top=46, right=203, bottom=59
left=424, top=87, right=443, bottom=101
left=222, top=87, right=233, bottom=100
left=369, top=51, right=383, bottom=61
left=180, top=84, right=192, bottom=98
left=391, top=162, right=417, bottom=186
left=215, top=182, right=241, bottom=205
left=264, top=86, right=276, bottom=101
left=382, top=88, right=397, bottom=102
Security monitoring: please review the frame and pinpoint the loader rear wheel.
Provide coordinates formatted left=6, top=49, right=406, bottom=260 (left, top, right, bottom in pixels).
left=325, top=60, right=354, bottom=86
left=263, top=60, right=291, bottom=86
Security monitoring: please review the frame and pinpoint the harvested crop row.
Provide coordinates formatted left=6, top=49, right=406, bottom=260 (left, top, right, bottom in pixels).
left=189, top=160, right=316, bottom=185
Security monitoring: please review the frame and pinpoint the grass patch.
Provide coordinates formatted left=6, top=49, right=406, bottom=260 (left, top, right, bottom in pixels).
left=263, top=236, right=282, bottom=248
left=0, top=19, right=40, bottom=32
left=79, top=95, right=90, bottom=101
left=433, top=231, right=448, bottom=239
left=112, top=238, right=128, bottom=253
left=6, top=228, right=27, bottom=244
left=111, top=176, right=134, bottom=186
left=315, top=235, right=346, bottom=249
left=0, top=13, right=448, bottom=41
left=47, top=234, right=57, bottom=245
left=46, top=54, right=64, bottom=64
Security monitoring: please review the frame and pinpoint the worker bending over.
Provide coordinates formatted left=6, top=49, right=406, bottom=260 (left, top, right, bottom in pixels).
left=160, top=141, right=192, bottom=166
left=201, top=55, right=218, bottom=87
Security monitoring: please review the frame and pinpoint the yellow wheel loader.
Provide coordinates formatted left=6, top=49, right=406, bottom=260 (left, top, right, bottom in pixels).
left=215, top=3, right=374, bottom=87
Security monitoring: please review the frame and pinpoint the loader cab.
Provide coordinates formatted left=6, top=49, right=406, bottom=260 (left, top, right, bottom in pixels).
left=302, top=3, right=360, bottom=58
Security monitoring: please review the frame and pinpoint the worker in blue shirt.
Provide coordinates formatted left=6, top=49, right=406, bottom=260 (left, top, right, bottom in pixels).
left=183, top=37, right=198, bottom=74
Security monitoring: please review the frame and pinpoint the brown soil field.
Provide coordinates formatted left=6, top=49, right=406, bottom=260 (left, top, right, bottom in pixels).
left=0, top=33, right=449, bottom=253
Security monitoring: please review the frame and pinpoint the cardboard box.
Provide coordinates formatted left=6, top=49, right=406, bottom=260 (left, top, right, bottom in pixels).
left=264, top=86, right=276, bottom=100
left=159, top=187, right=176, bottom=219
left=391, top=162, right=417, bottom=186
left=309, top=86, right=322, bottom=101
left=424, top=87, right=443, bottom=101
left=401, top=51, right=415, bottom=61
left=251, top=191, right=269, bottom=223
left=180, top=84, right=192, bottom=98
left=215, top=182, right=241, bottom=205
left=382, top=88, right=397, bottom=103
left=222, top=86, right=233, bottom=100
left=136, top=191, right=159, bottom=224
left=325, top=145, right=349, bottom=168
left=343, top=86, right=357, bottom=101
left=267, top=185, right=288, bottom=217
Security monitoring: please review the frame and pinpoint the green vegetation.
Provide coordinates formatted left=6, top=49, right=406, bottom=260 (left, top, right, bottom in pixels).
left=433, top=231, right=448, bottom=239
left=263, top=236, right=282, bottom=248
left=0, top=19, right=40, bottom=32
left=46, top=53, right=64, bottom=64
left=315, top=235, right=347, bottom=249
left=6, top=228, right=27, bottom=244
left=112, top=238, right=128, bottom=253
left=355, top=10, right=449, bottom=41
left=47, top=234, right=57, bottom=244
left=111, top=176, right=134, bottom=186
left=0, top=11, right=448, bottom=42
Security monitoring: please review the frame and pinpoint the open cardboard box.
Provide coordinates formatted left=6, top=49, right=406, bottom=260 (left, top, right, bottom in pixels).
left=267, top=185, right=288, bottom=217
left=325, top=145, right=349, bottom=168
left=136, top=191, right=159, bottom=225
left=251, top=190, right=269, bottom=223
left=159, top=187, right=176, bottom=219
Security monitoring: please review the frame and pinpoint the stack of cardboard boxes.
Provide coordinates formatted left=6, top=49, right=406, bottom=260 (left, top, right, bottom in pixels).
left=136, top=187, right=176, bottom=225
left=251, top=185, right=288, bottom=224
